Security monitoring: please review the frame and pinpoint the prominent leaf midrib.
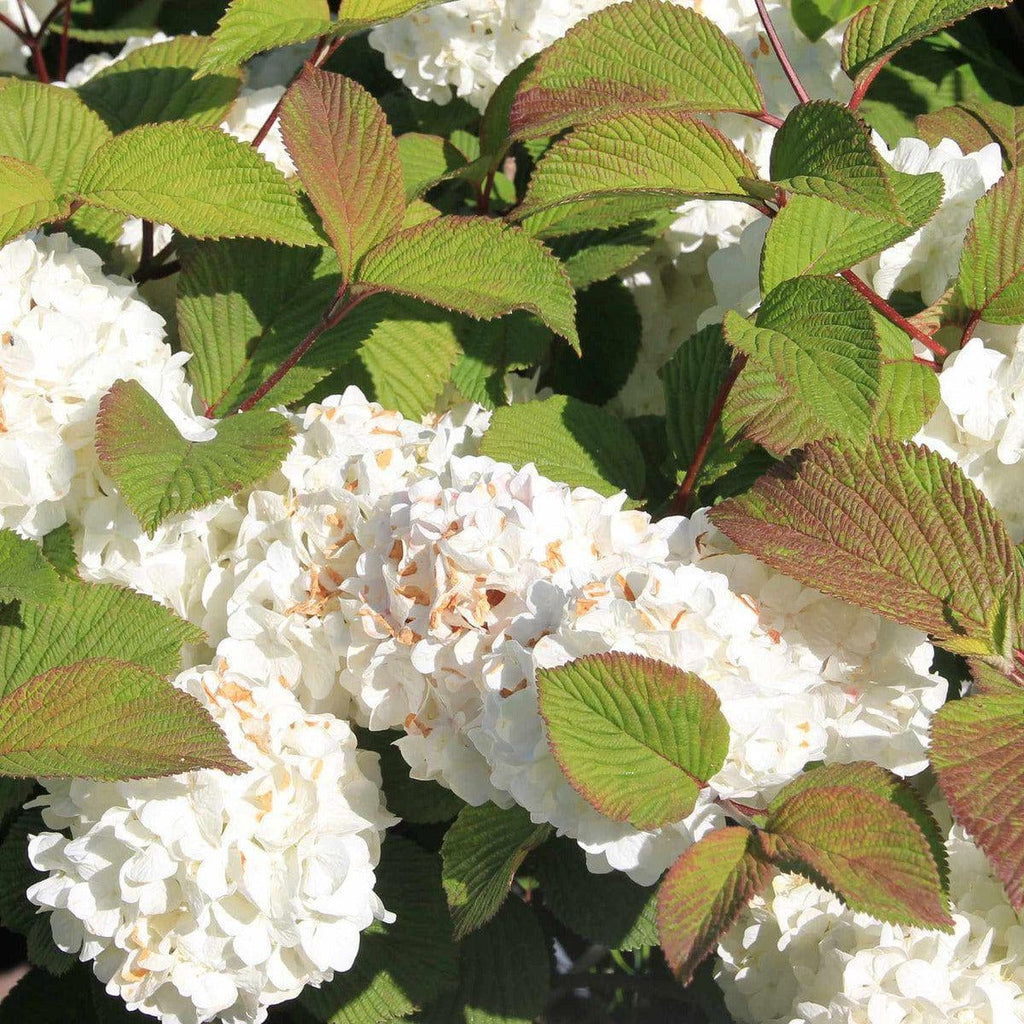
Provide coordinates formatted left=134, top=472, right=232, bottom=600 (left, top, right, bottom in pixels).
left=557, top=664, right=708, bottom=790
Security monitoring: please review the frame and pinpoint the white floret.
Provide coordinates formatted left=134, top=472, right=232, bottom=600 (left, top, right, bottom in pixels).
left=27, top=656, right=395, bottom=1024
left=916, top=323, right=1024, bottom=541
left=715, top=824, right=1024, bottom=1023
left=859, top=138, right=1004, bottom=304
left=0, top=233, right=209, bottom=538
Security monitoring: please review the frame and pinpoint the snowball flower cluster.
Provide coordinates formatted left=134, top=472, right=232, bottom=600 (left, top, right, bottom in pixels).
left=917, top=322, right=1024, bottom=540
left=859, top=137, right=1004, bottom=304
left=27, top=656, right=395, bottom=1024
left=0, top=233, right=207, bottom=539
left=715, top=823, right=1024, bottom=1023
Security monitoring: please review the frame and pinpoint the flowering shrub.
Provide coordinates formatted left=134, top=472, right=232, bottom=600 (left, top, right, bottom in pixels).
left=0, top=0, right=1023, bottom=1022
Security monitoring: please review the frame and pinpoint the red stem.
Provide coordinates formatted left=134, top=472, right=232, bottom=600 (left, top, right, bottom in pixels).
left=58, top=0, right=70, bottom=81
left=140, top=221, right=154, bottom=268
left=0, top=12, right=28, bottom=41
left=753, top=0, right=810, bottom=103
left=751, top=109, right=785, bottom=129
left=671, top=353, right=748, bottom=516
left=30, top=40, right=49, bottom=82
left=233, top=286, right=382, bottom=414
left=961, top=309, right=982, bottom=348
left=848, top=62, right=887, bottom=112
left=841, top=269, right=948, bottom=360
left=251, top=35, right=334, bottom=153
left=34, top=0, right=68, bottom=41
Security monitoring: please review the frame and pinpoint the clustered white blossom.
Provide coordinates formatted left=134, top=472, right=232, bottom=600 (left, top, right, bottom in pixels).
left=0, top=233, right=208, bottom=539
left=28, top=657, right=395, bottom=1024
left=715, top=821, right=1024, bottom=1023
left=916, top=322, right=1024, bottom=541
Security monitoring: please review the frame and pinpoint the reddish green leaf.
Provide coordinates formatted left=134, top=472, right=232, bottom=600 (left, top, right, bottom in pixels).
left=657, top=827, right=775, bottom=985
left=512, top=112, right=760, bottom=223
left=536, top=652, right=729, bottom=830
left=959, top=168, right=1024, bottom=324
left=930, top=692, right=1024, bottom=909
left=508, top=0, right=763, bottom=139
left=712, top=438, right=1024, bottom=661
left=764, top=765, right=953, bottom=928
left=917, top=100, right=1024, bottom=163
left=353, top=217, right=579, bottom=350
left=280, top=68, right=404, bottom=280
left=770, top=102, right=904, bottom=220
left=0, top=657, right=245, bottom=780
left=723, top=276, right=882, bottom=454
left=841, top=0, right=1011, bottom=89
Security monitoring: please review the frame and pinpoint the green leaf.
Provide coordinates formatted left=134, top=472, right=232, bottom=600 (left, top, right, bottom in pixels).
left=793, top=0, right=873, bottom=40
left=536, top=652, right=729, bottom=830
left=723, top=276, right=881, bottom=454
left=930, top=691, right=1024, bottom=910
left=442, top=803, right=552, bottom=940
left=520, top=192, right=682, bottom=240
left=76, top=123, right=319, bottom=245
left=398, top=132, right=467, bottom=201
left=300, top=836, right=459, bottom=1023
left=0, top=808, right=75, bottom=976
left=177, top=240, right=355, bottom=415
left=197, top=0, right=333, bottom=76
left=760, top=169, right=944, bottom=290
left=872, top=311, right=940, bottom=439
left=451, top=312, right=552, bottom=409
left=545, top=278, right=639, bottom=406
left=0, top=656, right=244, bottom=779
left=333, top=0, right=454, bottom=34
left=354, top=217, right=579, bottom=351
left=512, top=112, right=760, bottom=223
left=0, top=531, right=60, bottom=605
left=657, top=827, right=775, bottom=986
left=534, top=836, right=659, bottom=950
left=77, top=35, right=242, bottom=132
left=549, top=213, right=676, bottom=288
left=479, top=395, right=645, bottom=497
left=917, top=99, right=1024, bottom=164
left=40, top=524, right=77, bottom=579
left=763, top=762, right=953, bottom=928
left=356, top=728, right=464, bottom=825
left=841, top=0, right=1011, bottom=88
left=770, top=101, right=905, bottom=219
left=508, top=0, right=763, bottom=139
left=0, top=156, right=69, bottom=245
left=711, top=437, right=1024, bottom=660
left=959, top=168, right=1024, bottom=323
left=661, top=325, right=752, bottom=494
left=348, top=296, right=463, bottom=418
left=415, top=900, right=549, bottom=1024
left=281, top=68, right=405, bottom=280
left=768, top=761, right=950, bottom=893
left=0, top=577, right=203, bottom=694
left=96, top=378, right=293, bottom=535
left=0, top=80, right=112, bottom=193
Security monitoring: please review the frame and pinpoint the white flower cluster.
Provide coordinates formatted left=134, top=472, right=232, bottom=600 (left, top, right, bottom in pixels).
left=28, top=657, right=395, bottom=1024
left=917, top=322, right=1024, bottom=541
left=81, top=395, right=942, bottom=885
left=0, top=233, right=207, bottom=539
left=715, top=822, right=1024, bottom=1023
left=859, top=137, right=1004, bottom=304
